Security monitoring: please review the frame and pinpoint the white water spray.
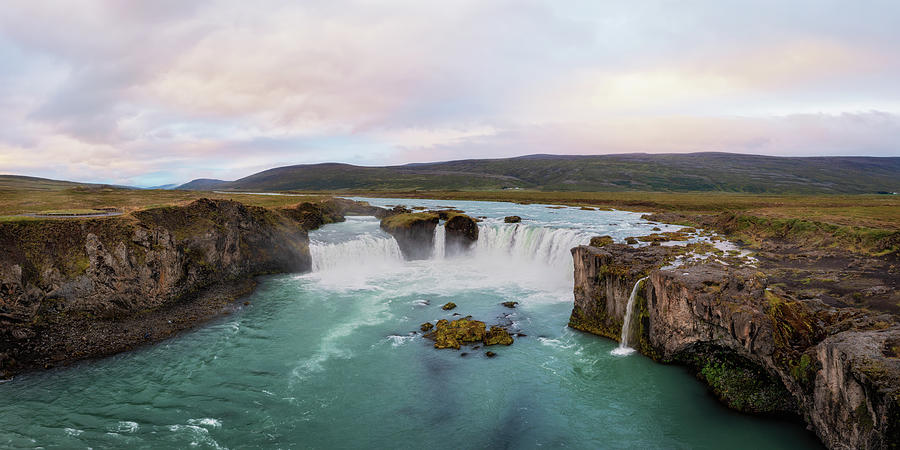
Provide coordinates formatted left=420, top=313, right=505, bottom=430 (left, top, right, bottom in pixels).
left=310, top=235, right=403, bottom=272
left=433, top=223, right=446, bottom=259
left=475, top=223, right=591, bottom=268
left=611, top=277, right=648, bottom=356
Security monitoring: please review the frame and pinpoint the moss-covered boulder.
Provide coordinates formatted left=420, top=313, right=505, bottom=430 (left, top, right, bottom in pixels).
left=379, top=212, right=439, bottom=260
left=442, top=302, right=457, bottom=310
left=501, top=301, right=518, bottom=308
left=420, top=322, right=434, bottom=332
left=429, top=317, right=487, bottom=349
left=484, top=326, right=514, bottom=346
left=504, top=216, right=522, bottom=223
left=590, top=236, right=614, bottom=247
left=445, top=214, right=479, bottom=255
left=636, top=231, right=690, bottom=243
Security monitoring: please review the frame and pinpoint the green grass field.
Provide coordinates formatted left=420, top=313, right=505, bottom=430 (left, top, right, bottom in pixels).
left=2, top=176, right=897, bottom=255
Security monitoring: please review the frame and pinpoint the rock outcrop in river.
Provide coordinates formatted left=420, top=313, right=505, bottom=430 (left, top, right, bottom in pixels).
left=569, top=243, right=900, bottom=450
left=380, top=211, right=479, bottom=259
left=0, top=198, right=376, bottom=378
left=444, top=214, right=479, bottom=256
left=379, top=212, right=439, bottom=260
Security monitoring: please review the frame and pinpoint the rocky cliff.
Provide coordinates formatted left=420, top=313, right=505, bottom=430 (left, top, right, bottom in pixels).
left=0, top=197, right=368, bottom=378
left=569, top=243, right=900, bottom=450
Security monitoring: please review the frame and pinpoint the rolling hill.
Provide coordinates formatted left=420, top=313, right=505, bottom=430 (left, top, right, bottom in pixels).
left=178, top=153, right=900, bottom=194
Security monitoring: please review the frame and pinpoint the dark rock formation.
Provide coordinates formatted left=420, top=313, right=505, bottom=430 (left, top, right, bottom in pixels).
left=501, top=301, right=518, bottom=308
left=569, top=243, right=900, bottom=450
left=379, top=212, right=439, bottom=260
left=0, top=198, right=343, bottom=378
left=444, top=214, right=479, bottom=256
left=434, top=209, right=465, bottom=220
left=504, top=216, right=522, bottom=223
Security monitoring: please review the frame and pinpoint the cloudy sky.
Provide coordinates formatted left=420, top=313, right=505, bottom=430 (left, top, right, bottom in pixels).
left=1, top=0, right=898, bottom=186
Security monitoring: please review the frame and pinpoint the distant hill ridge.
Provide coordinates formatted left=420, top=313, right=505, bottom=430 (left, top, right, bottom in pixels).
left=178, top=152, right=900, bottom=194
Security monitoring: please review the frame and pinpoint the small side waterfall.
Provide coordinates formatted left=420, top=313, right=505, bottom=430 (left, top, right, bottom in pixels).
left=611, top=276, right=648, bottom=356
left=433, top=223, right=446, bottom=259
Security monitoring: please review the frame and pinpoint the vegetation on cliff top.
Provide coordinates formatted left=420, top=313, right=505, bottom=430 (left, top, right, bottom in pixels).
left=0, top=179, right=331, bottom=219
left=379, top=212, right=439, bottom=230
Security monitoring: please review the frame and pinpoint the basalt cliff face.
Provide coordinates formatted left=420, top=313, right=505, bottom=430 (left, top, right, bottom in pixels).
left=570, top=244, right=900, bottom=450
left=0, top=197, right=377, bottom=378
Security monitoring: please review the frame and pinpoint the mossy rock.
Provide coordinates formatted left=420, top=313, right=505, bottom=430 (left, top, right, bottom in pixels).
left=625, top=237, right=639, bottom=245
left=504, top=216, right=522, bottom=223
left=380, top=212, right=440, bottom=230
left=501, top=301, right=518, bottom=308
left=442, top=302, right=457, bottom=310
left=637, top=232, right=690, bottom=243
left=679, top=345, right=796, bottom=414
left=430, top=317, right=486, bottom=349
left=484, top=326, right=514, bottom=346
left=420, top=322, right=434, bottom=332
left=590, top=236, right=614, bottom=247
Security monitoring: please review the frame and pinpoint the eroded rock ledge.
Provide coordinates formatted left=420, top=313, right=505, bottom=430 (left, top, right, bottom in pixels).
left=0, top=197, right=378, bottom=378
left=569, top=243, right=899, bottom=450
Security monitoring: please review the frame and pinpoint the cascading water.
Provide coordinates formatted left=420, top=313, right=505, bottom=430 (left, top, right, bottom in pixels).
left=475, top=223, right=591, bottom=268
left=310, top=235, right=403, bottom=272
left=0, top=199, right=823, bottom=449
left=432, top=223, right=446, bottom=259
left=611, top=276, right=648, bottom=356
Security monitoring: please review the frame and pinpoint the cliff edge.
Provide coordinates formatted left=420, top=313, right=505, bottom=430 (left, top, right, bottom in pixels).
left=0, top=197, right=376, bottom=378
left=569, top=243, right=899, bottom=450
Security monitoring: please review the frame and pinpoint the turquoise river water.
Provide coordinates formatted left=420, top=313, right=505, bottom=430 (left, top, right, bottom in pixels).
left=0, top=198, right=822, bottom=449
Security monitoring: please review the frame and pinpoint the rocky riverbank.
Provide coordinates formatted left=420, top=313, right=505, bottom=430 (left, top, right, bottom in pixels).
left=0, top=197, right=382, bottom=378
left=569, top=241, right=899, bottom=449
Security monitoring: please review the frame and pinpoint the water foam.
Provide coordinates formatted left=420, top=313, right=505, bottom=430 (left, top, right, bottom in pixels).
left=310, top=235, right=402, bottom=272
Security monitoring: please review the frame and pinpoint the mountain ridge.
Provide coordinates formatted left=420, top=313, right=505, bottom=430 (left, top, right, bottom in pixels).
left=178, top=152, right=900, bottom=194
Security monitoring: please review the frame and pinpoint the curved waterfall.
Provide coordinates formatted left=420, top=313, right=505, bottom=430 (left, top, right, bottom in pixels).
left=474, top=223, right=592, bottom=268
left=310, top=235, right=403, bottom=272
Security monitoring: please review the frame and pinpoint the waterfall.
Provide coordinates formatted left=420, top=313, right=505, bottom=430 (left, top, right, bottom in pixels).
left=310, top=235, right=403, bottom=272
left=433, top=223, right=446, bottom=259
left=475, top=223, right=591, bottom=268
left=612, top=277, right=648, bottom=356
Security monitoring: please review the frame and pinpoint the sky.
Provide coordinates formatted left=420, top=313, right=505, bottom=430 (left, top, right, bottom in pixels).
left=0, top=0, right=899, bottom=186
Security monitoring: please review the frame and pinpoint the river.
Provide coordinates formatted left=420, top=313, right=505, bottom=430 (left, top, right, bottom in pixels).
left=0, top=198, right=821, bottom=448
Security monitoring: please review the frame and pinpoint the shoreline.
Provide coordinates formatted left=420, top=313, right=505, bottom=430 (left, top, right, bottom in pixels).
left=1, top=275, right=265, bottom=380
